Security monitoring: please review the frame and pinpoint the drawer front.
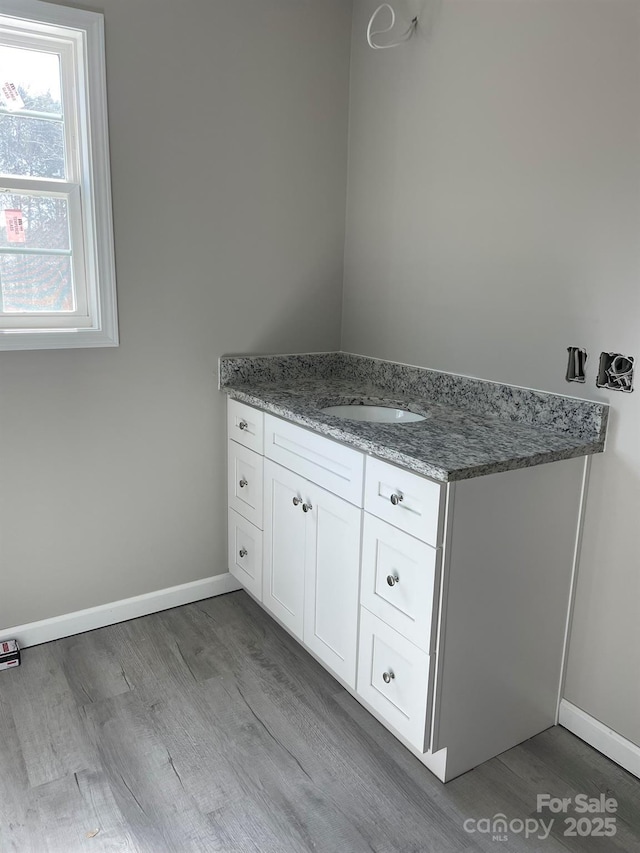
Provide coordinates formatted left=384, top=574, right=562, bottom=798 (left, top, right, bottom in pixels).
left=357, top=607, right=432, bottom=752
left=264, top=414, right=364, bottom=506
left=228, top=509, right=263, bottom=601
left=364, top=456, right=444, bottom=545
left=228, top=442, right=263, bottom=528
left=228, top=399, right=264, bottom=454
left=361, top=514, right=440, bottom=652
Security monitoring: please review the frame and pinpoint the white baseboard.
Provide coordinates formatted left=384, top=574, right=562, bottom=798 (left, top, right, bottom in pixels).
left=559, top=699, right=640, bottom=779
left=0, top=573, right=242, bottom=649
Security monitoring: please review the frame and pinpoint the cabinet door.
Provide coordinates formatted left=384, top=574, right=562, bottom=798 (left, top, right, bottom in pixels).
left=263, top=459, right=307, bottom=639
left=303, top=483, right=361, bottom=688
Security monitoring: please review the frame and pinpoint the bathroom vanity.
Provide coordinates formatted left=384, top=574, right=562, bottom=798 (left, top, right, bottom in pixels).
left=221, top=353, right=607, bottom=782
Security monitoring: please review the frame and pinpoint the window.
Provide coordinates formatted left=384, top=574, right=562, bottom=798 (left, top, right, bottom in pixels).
left=0, top=0, right=117, bottom=350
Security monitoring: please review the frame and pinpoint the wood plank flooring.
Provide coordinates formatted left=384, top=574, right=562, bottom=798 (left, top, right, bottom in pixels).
left=0, top=591, right=638, bottom=852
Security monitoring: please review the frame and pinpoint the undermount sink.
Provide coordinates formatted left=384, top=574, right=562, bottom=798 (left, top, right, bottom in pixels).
left=321, top=404, right=426, bottom=424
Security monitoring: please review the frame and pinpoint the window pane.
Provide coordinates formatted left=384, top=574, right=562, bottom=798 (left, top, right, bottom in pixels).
left=0, top=114, right=65, bottom=178
left=0, top=193, right=70, bottom=250
left=0, top=253, right=73, bottom=312
left=0, top=46, right=62, bottom=114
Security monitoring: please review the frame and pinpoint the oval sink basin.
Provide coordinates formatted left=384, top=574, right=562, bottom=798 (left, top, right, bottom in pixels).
left=321, top=404, right=426, bottom=424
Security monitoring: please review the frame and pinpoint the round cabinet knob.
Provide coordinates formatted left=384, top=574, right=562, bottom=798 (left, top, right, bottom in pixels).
left=239, top=478, right=248, bottom=488
left=238, top=420, right=248, bottom=431
left=292, top=497, right=302, bottom=507
left=390, top=493, right=403, bottom=506
left=239, top=548, right=248, bottom=558
left=386, top=573, right=400, bottom=587
left=302, top=503, right=313, bottom=513
left=382, top=670, right=395, bottom=684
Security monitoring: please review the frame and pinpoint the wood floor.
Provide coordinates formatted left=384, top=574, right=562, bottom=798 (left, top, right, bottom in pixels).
left=0, top=591, right=638, bottom=852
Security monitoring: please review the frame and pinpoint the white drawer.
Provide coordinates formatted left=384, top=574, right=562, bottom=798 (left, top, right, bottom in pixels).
left=364, top=456, right=444, bottom=545
left=228, top=509, right=263, bottom=601
left=264, top=414, right=364, bottom=506
left=228, top=399, right=264, bottom=454
left=361, top=514, right=440, bottom=652
left=357, top=607, right=432, bottom=752
left=228, top=441, right=263, bottom=529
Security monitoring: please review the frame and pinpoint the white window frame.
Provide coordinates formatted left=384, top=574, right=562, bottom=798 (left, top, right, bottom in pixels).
left=0, top=0, right=117, bottom=350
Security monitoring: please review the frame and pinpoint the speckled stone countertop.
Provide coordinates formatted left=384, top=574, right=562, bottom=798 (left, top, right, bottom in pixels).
left=219, top=353, right=608, bottom=482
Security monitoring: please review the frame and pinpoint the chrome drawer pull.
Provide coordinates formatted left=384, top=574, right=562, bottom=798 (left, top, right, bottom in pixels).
left=292, top=497, right=302, bottom=506
left=390, top=493, right=403, bottom=506
left=386, top=573, right=400, bottom=587
left=238, top=420, right=248, bottom=431
left=239, top=548, right=248, bottom=558
left=382, top=670, right=395, bottom=684
left=302, top=502, right=313, bottom=513
left=239, top=478, right=248, bottom=488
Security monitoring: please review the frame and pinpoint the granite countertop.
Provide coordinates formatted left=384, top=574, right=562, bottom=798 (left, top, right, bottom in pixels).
left=219, top=353, right=608, bottom=483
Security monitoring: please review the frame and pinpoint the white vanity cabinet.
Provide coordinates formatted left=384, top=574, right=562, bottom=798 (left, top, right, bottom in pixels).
left=263, top=458, right=361, bottom=684
left=228, top=399, right=364, bottom=688
left=357, top=456, right=444, bottom=752
left=261, top=412, right=364, bottom=686
left=226, top=400, right=265, bottom=599
left=226, top=397, right=585, bottom=782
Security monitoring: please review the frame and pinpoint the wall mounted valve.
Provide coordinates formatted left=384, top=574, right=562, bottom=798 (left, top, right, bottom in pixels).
left=596, top=352, right=634, bottom=393
left=566, top=347, right=587, bottom=384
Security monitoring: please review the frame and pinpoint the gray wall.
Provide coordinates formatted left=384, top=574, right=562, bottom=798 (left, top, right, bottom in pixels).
left=0, top=0, right=352, bottom=628
left=2, top=0, right=636, bottom=754
left=343, top=0, right=640, bottom=745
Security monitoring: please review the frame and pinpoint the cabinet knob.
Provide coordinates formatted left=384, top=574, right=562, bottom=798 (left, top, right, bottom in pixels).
left=239, top=548, right=248, bottom=558
left=390, top=493, right=403, bottom=506
left=239, top=478, right=248, bottom=488
left=292, top=496, right=302, bottom=506
left=382, top=670, right=395, bottom=684
left=238, top=420, right=248, bottom=431
left=386, top=573, right=400, bottom=587
left=302, top=503, right=313, bottom=513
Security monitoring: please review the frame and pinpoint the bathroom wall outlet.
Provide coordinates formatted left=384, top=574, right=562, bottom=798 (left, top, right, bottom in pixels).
left=596, top=352, right=634, bottom=393
left=566, top=347, right=587, bottom=383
